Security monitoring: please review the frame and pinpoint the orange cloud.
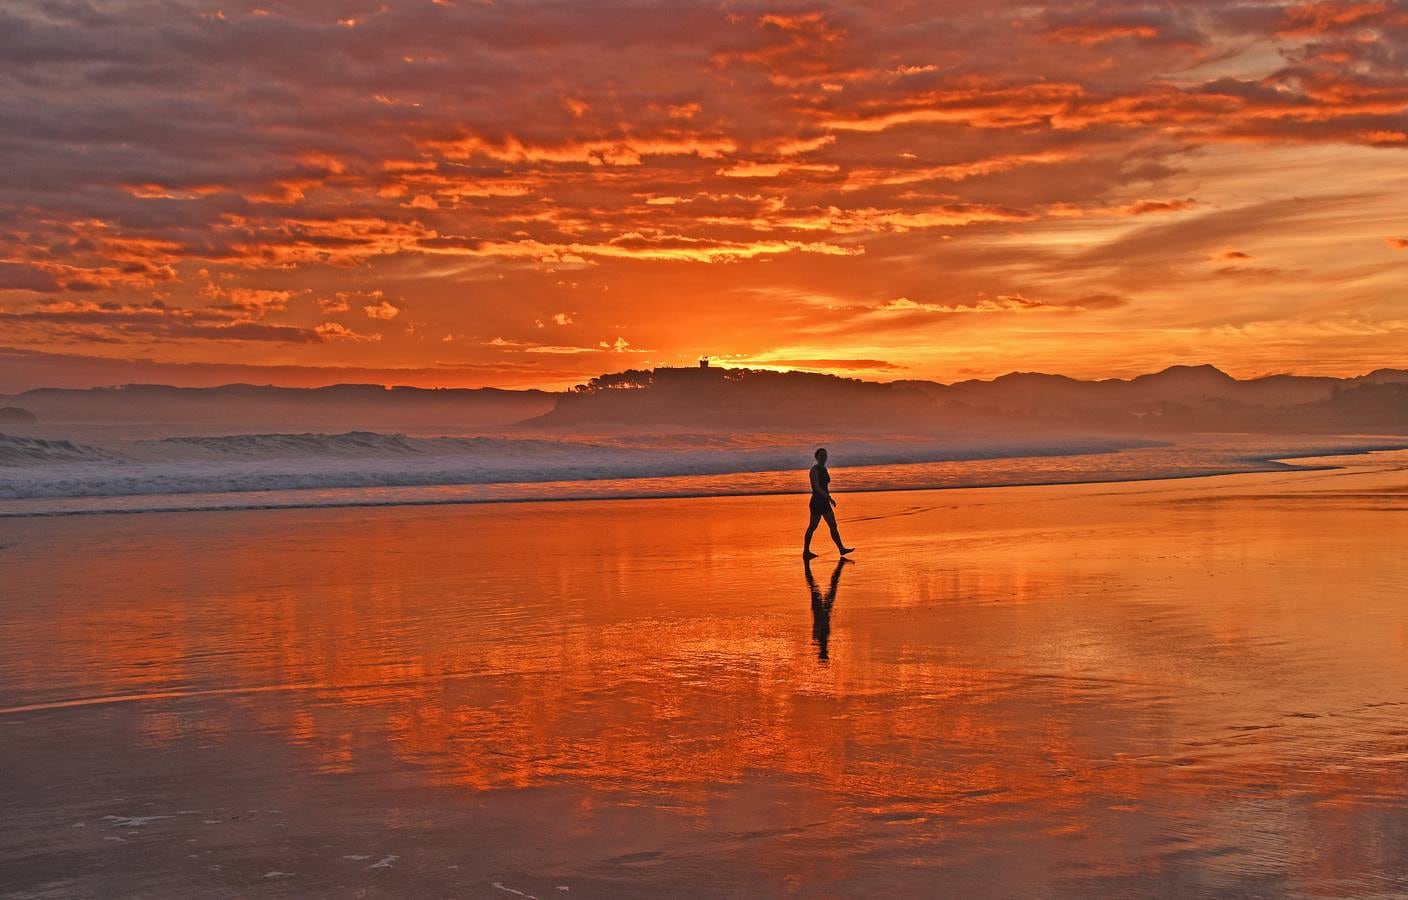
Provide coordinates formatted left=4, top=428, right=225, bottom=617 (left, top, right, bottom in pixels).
left=1044, top=23, right=1161, bottom=45
left=314, top=322, right=381, bottom=342
left=822, top=81, right=1086, bottom=132
left=1277, top=1, right=1393, bottom=35
left=427, top=134, right=737, bottom=166
left=843, top=150, right=1078, bottom=191
left=418, top=234, right=862, bottom=263
left=363, top=297, right=402, bottom=320
left=717, top=160, right=841, bottom=178
left=1046, top=198, right=1198, bottom=218
left=879, top=295, right=1059, bottom=314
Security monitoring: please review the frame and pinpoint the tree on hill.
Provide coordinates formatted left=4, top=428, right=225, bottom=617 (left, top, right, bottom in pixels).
left=572, top=370, right=654, bottom=393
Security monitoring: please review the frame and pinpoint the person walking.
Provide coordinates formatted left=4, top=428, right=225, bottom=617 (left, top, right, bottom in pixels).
left=804, top=447, right=854, bottom=559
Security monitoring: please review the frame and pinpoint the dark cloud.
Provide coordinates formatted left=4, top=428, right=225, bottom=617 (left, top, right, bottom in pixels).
left=0, top=262, right=60, bottom=291
left=0, top=298, right=347, bottom=343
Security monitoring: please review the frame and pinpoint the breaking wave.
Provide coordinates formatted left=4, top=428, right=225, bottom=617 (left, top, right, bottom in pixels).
left=0, top=434, right=115, bottom=465
left=3, top=428, right=1402, bottom=516
left=0, top=429, right=1144, bottom=501
left=151, top=431, right=430, bottom=457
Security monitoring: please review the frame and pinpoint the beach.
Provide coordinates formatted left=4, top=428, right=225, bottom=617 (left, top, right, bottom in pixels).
left=3, top=449, right=1408, bottom=897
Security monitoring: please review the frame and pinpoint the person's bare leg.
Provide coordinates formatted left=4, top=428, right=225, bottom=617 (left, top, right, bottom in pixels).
left=804, top=511, right=821, bottom=559
left=823, top=506, right=854, bottom=554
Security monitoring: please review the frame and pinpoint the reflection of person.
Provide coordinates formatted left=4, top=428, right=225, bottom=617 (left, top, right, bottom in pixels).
left=805, top=556, right=849, bottom=663
left=804, top=447, right=854, bottom=560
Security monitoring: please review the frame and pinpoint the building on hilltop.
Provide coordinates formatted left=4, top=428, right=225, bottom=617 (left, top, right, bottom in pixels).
left=653, top=359, right=726, bottom=384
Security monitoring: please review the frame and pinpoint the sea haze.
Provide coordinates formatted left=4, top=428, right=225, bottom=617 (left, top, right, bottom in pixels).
left=1, top=426, right=1403, bottom=517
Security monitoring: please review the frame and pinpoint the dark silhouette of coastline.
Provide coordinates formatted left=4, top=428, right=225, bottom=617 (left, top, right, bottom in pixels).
left=0, top=383, right=553, bottom=428
left=530, top=362, right=934, bottom=429
left=806, top=557, right=849, bottom=663
left=7, top=362, right=1408, bottom=433
left=522, top=363, right=1408, bottom=434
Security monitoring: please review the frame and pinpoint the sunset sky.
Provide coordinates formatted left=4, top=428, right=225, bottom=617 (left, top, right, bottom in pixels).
left=1, top=0, right=1406, bottom=390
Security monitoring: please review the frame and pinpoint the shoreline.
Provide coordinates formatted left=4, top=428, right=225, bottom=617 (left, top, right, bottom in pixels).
left=3, top=440, right=1406, bottom=519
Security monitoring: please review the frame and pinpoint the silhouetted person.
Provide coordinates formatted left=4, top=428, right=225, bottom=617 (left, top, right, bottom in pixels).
left=804, top=447, right=854, bottom=559
left=806, top=556, right=849, bottom=663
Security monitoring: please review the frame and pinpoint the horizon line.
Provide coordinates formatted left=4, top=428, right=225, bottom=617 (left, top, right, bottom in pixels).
left=4, top=360, right=1406, bottom=397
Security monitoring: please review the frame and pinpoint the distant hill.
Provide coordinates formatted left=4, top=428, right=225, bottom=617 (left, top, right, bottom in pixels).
left=0, top=405, right=37, bottom=424
left=8, top=365, right=1406, bottom=434
left=0, top=383, right=554, bottom=429
left=530, top=364, right=1408, bottom=433
left=528, top=366, right=936, bottom=429
left=919, top=364, right=1340, bottom=412
left=1354, top=369, right=1408, bottom=385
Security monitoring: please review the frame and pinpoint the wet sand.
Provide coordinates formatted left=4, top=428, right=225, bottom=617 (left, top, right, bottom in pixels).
left=3, top=450, right=1408, bottom=897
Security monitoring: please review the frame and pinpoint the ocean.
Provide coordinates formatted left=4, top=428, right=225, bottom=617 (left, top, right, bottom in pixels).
left=1, top=425, right=1403, bottom=517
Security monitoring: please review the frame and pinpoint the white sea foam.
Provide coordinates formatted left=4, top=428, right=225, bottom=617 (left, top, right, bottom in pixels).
left=0, top=429, right=1142, bottom=501
left=1, top=429, right=1402, bottom=517
left=103, top=814, right=174, bottom=827
left=0, top=433, right=116, bottom=464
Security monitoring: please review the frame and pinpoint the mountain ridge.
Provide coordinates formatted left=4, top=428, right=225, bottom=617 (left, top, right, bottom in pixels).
left=530, top=363, right=1408, bottom=432
left=5, top=365, right=1407, bottom=432
left=2, top=382, right=555, bottom=428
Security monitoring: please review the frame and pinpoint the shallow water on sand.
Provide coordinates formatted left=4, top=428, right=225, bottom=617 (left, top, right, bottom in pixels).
left=3, top=452, right=1408, bottom=897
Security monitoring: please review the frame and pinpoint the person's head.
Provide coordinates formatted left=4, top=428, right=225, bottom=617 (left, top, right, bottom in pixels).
left=815, top=447, right=828, bottom=464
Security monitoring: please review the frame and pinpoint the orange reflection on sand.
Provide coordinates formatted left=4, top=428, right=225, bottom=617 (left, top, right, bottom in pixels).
left=4, top=454, right=1408, bottom=894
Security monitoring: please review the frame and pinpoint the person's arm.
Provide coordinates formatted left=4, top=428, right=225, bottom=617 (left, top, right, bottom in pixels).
left=810, top=465, right=822, bottom=496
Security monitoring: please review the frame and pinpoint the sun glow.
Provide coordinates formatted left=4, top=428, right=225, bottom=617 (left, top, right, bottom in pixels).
left=1, top=1, right=1405, bottom=390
